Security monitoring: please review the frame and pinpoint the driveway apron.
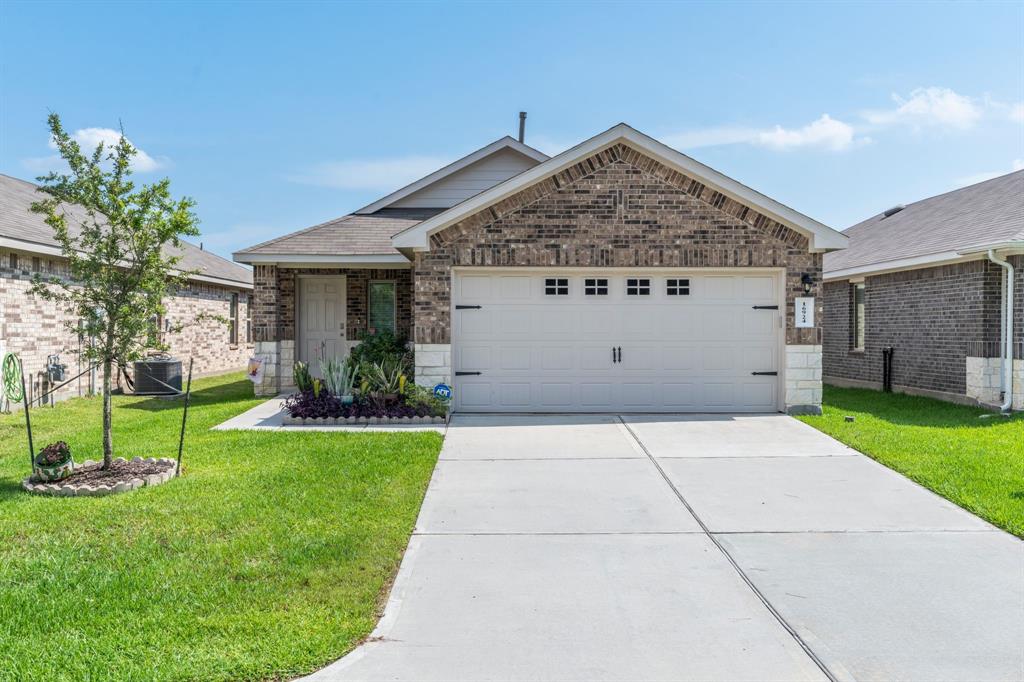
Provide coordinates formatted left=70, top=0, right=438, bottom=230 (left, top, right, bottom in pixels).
left=306, top=414, right=1024, bottom=682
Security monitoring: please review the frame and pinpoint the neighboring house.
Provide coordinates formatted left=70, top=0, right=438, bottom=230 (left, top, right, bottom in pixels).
left=0, top=173, right=255, bottom=406
left=235, top=123, right=848, bottom=414
left=823, top=170, right=1024, bottom=410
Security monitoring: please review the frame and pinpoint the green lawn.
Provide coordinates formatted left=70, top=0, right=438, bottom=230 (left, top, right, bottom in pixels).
left=798, top=385, right=1024, bottom=538
left=0, top=373, right=443, bottom=682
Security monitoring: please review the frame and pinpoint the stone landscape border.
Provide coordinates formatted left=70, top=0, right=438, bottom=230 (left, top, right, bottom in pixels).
left=282, top=415, right=448, bottom=426
left=22, top=457, right=178, bottom=497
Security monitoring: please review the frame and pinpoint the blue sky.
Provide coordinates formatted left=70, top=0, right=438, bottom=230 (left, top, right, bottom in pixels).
left=2, top=1, right=1022, bottom=261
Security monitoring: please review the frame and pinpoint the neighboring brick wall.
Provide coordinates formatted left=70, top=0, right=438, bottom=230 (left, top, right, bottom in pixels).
left=823, top=259, right=1003, bottom=396
left=412, top=143, right=822, bottom=345
left=270, top=267, right=412, bottom=342
left=0, top=246, right=250, bottom=407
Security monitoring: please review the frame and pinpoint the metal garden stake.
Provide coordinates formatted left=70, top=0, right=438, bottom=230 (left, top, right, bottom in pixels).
left=176, top=358, right=194, bottom=477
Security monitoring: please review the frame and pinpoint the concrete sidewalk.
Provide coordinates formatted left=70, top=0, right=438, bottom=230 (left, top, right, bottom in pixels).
left=305, top=414, right=1024, bottom=682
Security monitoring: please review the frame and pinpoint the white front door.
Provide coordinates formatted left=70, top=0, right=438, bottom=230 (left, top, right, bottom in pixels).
left=298, top=276, right=347, bottom=375
left=451, top=270, right=783, bottom=413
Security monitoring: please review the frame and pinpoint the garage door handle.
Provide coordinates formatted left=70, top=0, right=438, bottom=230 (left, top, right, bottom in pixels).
left=752, top=305, right=779, bottom=310
left=617, top=346, right=622, bottom=363
left=751, top=371, right=778, bottom=376
left=455, top=371, right=481, bottom=376
left=455, top=305, right=482, bottom=310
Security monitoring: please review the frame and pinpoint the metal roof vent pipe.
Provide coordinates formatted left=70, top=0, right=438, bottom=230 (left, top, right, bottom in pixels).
left=518, top=112, right=527, bottom=143
left=881, top=205, right=905, bottom=219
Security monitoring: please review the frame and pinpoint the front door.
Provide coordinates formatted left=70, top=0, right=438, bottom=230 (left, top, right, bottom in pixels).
left=298, top=276, right=347, bottom=376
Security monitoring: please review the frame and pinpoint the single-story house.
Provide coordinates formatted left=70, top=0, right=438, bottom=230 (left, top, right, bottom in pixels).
left=235, top=123, right=847, bottom=415
left=823, top=170, right=1023, bottom=410
left=0, top=173, right=255, bottom=406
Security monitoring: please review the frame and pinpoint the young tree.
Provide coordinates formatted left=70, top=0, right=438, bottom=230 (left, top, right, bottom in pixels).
left=30, top=113, right=199, bottom=469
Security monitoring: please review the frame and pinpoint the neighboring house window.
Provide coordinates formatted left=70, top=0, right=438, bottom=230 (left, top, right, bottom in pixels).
left=32, top=257, right=40, bottom=272
left=9, top=253, right=17, bottom=270
left=853, top=283, right=866, bottom=350
left=584, top=278, right=608, bottom=296
left=544, top=278, right=569, bottom=296
left=369, top=281, right=397, bottom=334
left=229, top=293, right=239, bottom=345
left=626, top=278, right=651, bottom=296
left=666, top=278, right=690, bottom=296
left=246, top=295, right=253, bottom=343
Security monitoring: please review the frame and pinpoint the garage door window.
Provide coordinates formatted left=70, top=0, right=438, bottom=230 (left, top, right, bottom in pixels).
left=666, top=278, right=690, bottom=296
left=626, top=278, right=651, bottom=296
left=544, top=278, right=569, bottom=295
left=584, top=278, right=609, bottom=296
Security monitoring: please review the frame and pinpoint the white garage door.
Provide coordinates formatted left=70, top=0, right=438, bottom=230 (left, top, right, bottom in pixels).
left=451, top=270, right=783, bottom=413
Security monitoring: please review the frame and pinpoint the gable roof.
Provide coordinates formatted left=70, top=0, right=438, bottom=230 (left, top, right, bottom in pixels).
left=354, top=136, right=549, bottom=214
left=824, top=170, right=1024, bottom=279
left=392, top=123, right=847, bottom=253
left=0, top=173, right=253, bottom=288
left=233, top=209, right=435, bottom=264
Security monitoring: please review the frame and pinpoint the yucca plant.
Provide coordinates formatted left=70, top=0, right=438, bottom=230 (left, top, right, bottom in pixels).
left=361, top=356, right=406, bottom=401
left=293, top=361, right=313, bottom=393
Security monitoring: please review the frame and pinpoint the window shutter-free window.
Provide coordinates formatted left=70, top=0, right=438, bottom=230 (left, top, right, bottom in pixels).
left=853, top=284, right=865, bottom=350
left=369, top=281, right=396, bottom=334
left=230, top=293, right=239, bottom=345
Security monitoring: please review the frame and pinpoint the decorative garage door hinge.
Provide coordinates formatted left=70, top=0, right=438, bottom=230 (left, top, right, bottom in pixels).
left=455, top=305, right=482, bottom=310
left=751, top=305, right=779, bottom=310
left=751, top=371, right=778, bottom=376
left=455, top=371, right=482, bottom=376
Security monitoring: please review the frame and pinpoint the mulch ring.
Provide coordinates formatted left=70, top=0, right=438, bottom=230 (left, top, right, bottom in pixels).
left=23, top=457, right=178, bottom=497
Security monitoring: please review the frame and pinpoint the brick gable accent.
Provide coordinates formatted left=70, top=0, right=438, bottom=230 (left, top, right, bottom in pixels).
left=413, top=143, right=821, bottom=345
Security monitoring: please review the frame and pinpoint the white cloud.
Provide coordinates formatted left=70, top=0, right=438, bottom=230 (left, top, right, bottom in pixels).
left=756, top=114, right=859, bottom=151
left=1010, top=102, right=1024, bottom=123
left=23, top=126, right=165, bottom=174
left=954, top=159, right=1024, bottom=188
left=663, top=115, right=862, bottom=152
left=863, top=87, right=982, bottom=130
left=288, top=156, right=450, bottom=191
left=60, top=127, right=164, bottom=172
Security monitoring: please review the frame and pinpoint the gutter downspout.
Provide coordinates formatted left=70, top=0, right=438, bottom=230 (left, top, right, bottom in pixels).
left=987, top=249, right=1015, bottom=412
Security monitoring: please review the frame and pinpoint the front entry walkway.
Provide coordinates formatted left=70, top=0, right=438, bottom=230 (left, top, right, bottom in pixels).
left=306, top=414, right=1024, bottom=682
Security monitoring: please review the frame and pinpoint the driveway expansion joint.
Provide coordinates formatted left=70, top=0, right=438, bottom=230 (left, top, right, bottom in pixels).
left=617, top=415, right=839, bottom=682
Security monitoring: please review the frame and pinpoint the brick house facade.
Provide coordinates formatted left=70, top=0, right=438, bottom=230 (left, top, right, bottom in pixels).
left=238, top=124, right=848, bottom=413
left=0, top=245, right=253, bottom=408
left=823, top=170, right=1023, bottom=410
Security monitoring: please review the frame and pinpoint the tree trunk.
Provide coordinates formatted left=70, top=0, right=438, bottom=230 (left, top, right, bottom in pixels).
left=102, top=358, right=113, bottom=469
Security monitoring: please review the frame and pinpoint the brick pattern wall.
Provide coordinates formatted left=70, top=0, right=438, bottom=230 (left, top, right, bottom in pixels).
left=413, top=143, right=821, bottom=345
left=256, top=266, right=412, bottom=342
left=0, top=246, right=250, bottom=407
left=823, top=259, right=1003, bottom=396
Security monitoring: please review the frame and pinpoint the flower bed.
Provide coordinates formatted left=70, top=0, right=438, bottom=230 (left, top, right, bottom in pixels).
left=283, top=390, right=447, bottom=426
left=23, top=457, right=178, bottom=497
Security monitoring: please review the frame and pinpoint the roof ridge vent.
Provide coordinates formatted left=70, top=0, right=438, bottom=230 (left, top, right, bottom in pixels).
left=881, top=205, right=905, bottom=219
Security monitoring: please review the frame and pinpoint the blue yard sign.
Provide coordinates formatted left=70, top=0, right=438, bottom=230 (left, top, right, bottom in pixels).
left=432, top=383, right=452, bottom=402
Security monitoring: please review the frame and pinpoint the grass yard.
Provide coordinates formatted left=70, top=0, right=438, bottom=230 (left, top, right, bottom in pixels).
left=0, top=373, right=443, bottom=681
left=798, top=385, right=1024, bottom=538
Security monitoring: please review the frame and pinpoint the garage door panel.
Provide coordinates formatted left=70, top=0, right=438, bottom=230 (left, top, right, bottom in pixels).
left=452, top=271, right=781, bottom=413
left=540, top=383, right=573, bottom=407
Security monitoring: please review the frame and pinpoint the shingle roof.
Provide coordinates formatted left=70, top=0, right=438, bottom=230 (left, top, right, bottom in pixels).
left=0, top=173, right=252, bottom=287
left=825, top=170, right=1024, bottom=274
left=233, top=209, right=442, bottom=258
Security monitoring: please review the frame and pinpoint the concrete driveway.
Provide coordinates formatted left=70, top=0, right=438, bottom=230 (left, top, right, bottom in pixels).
left=306, top=414, right=1024, bottom=682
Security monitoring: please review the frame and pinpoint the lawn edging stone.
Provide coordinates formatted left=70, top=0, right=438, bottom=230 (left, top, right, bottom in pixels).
left=281, top=414, right=448, bottom=427
left=22, top=457, right=178, bottom=497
